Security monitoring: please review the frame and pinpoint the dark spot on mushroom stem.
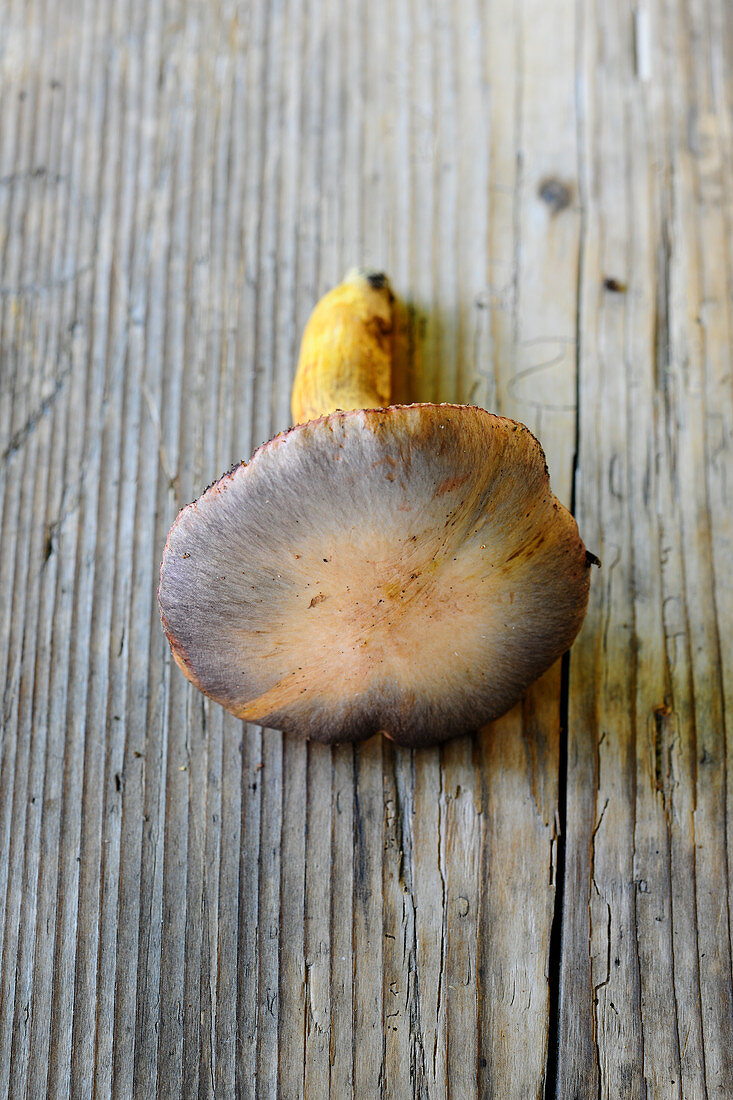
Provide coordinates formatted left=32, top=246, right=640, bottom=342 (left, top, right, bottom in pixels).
left=586, top=550, right=601, bottom=567
left=538, top=177, right=573, bottom=214
left=603, top=276, right=627, bottom=293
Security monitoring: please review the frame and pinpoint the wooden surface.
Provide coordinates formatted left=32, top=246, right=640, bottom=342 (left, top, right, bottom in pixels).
left=1, top=0, right=732, bottom=1096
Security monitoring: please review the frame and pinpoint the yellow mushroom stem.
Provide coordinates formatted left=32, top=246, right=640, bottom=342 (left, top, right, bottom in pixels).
left=291, top=268, right=395, bottom=424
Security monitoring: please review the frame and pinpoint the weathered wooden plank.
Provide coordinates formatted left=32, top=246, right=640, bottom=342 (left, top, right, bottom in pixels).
left=328, top=746, right=356, bottom=1096
left=411, top=751, right=447, bottom=1095
left=352, top=739, right=385, bottom=1098
left=35, top=1, right=126, bottom=1092
left=68, top=3, right=150, bottom=1093
left=85, top=3, right=153, bottom=1093
left=278, top=733, right=307, bottom=1100
left=303, top=744, right=334, bottom=1097
left=475, top=0, right=581, bottom=1095
left=382, top=748, right=423, bottom=1098
left=205, top=40, right=251, bottom=1087
left=665, top=0, right=733, bottom=1087
left=560, top=0, right=733, bottom=1095
left=0, top=3, right=76, bottom=1092
left=236, top=727, right=263, bottom=1096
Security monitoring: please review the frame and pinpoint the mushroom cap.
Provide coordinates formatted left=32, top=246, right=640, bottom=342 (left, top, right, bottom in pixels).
left=159, top=404, right=593, bottom=746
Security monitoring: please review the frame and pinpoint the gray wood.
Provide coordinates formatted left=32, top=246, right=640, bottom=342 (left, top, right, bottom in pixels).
left=1, top=0, right=732, bottom=1096
left=561, top=0, right=733, bottom=1096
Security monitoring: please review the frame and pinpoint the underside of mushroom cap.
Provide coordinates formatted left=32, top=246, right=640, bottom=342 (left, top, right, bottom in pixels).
left=158, top=404, right=593, bottom=746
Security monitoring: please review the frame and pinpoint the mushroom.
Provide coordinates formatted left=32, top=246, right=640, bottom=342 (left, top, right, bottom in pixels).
left=159, top=270, right=597, bottom=746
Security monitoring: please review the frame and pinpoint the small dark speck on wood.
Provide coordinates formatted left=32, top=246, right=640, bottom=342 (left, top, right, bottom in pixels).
left=538, top=177, right=573, bottom=214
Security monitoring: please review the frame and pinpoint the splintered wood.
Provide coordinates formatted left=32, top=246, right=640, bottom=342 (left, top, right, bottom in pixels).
left=0, top=0, right=731, bottom=1096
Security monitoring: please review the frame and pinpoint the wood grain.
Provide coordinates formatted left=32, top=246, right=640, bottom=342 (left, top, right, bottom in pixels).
left=0, top=0, right=731, bottom=1097
left=560, top=0, right=733, bottom=1095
